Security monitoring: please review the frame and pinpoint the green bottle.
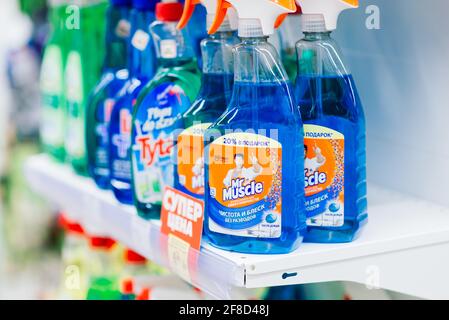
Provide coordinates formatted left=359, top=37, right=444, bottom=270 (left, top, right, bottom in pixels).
left=64, top=0, right=107, bottom=175
left=131, top=0, right=201, bottom=220
left=85, top=237, right=121, bottom=300
left=40, top=2, right=68, bottom=162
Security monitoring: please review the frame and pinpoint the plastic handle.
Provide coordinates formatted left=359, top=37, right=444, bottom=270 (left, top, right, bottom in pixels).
left=274, top=13, right=288, bottom=28
left=275, top=0, right=297, bottom=12
left=177, top=0, right=201, bottom=29
left=208, top=0, right=231, bottom=34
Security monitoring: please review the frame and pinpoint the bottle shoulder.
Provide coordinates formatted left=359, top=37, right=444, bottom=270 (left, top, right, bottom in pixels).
left=295, top=74, right=365, bottom=123
left=137, top=66, right=201, bottom=103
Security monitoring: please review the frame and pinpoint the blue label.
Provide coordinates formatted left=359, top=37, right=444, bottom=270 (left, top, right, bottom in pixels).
left=94, top=99, right=115, bottom=176
left=132, top=82, right=190, bottom=204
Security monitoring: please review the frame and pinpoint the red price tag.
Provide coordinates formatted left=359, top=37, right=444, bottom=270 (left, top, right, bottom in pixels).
left=161, top=186, right=204, bottom=250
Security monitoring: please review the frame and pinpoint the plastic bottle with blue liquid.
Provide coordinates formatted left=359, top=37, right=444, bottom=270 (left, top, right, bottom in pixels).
left=86, top=0, right=132, bottom=188
left=174, top=0, right=239, bottom=200
left=294, top=0, right=367, bottom=243
left=108, top=0, right=158, bottom=205
left=131, top=0, right=201, bottom=220
left=204, top=0, right=307, bottom=254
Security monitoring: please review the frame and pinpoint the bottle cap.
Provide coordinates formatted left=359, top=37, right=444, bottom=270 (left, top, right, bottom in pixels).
left=296, top=0, right=358, bottom=32
left=89, top=237, right=116, bottom=250
left=58, top=215, right=85, bottom=236
left=156, top=0, right=184, bottom=22
left=125, top=249, right=147, bottom=264
left=136, top=288, right=151, bottom=300
left=121, top=278, right=135, bottom=294
left=209, top=0, right=296, bottom=37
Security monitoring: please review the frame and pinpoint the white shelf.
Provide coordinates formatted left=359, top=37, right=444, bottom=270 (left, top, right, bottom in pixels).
left=25, top=154, right=449, bottom=299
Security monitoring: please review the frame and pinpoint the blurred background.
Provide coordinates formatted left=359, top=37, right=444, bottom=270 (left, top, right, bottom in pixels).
left=0, top=0, right=432, bottom=300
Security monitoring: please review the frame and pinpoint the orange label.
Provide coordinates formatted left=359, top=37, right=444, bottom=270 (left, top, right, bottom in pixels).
left=161, top=186, right=204, bottom=250
left=177, top=123, right=211, bottom=196
left=208, top=133, right=282, bottom=238
left=304, top=125, right=345, bottom=227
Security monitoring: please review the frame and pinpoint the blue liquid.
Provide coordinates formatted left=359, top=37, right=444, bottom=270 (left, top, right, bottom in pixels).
left=87, top=71, right=128, bottom=189
left=204, top=81, right=306, bottom=254
left=86, top=3, right=130, bottom=189
left=295, top=74, right=368, bottom=243
left=108, top=7, right=156, bottom=204
left=174, top=72, right=234, bottom=198
left=108, top=80, right=145, bottom=204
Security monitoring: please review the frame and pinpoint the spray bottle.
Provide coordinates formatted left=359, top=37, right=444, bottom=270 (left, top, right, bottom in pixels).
left=294, top=0, right=367, bottom=242
left=108, top=0, right=158, bottom=205
left=131, top=0, right=201, bottom=220
left=204, top=0, right=306, bottom=254
left=86, top=0, right=132, bottom=188
left=40, top=0, right=69, bottom=162
left=65, top=0, right=108, bottom=175
left=174, top=0, right=238, bottom=199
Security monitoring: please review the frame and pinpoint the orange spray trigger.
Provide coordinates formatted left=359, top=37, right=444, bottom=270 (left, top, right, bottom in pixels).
left=208, top=0, right=232, bottom=34
left=177, top=0, right=201, bottom=30
left=274, top=13, right=288, bottom=29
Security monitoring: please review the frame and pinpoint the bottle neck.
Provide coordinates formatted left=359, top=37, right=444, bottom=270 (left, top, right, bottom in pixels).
left=151, top=20, right=196, bottom=68
left=296, top=30, right=349, bottom=77
left=103, top=5, right=130, bottom=71
left=240, top=36, right=270, bottom=45
left=197, top=31, right=237, bottom=102
left=233, top=36, right=289, bottom=84
left=302, top=31, right=332, bottom=41
left=128, top=9, right=157, bottom=79
left=202, top=31, right=236, bottom=74
left=231, top=36, right=293, bottom=110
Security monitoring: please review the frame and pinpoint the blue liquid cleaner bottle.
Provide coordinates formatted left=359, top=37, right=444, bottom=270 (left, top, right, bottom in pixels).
left=86, top=0, right=132, bottom=189
left=204, top=0, right=306, bottom=254
left=174, top=0, right=239, bottom=200
left=295, top=0, right=367, bottom=243
left=108, top=0, right=158, bottom=205
left=131, top=0, right=201, bottom=220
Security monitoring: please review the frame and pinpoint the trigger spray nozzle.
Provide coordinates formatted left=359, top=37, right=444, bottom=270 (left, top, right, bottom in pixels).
left=178, top=0, right=238, bottom=32
left=296, top=0, right=359, bottom=32
left=209, top=0, right=296, bottom=37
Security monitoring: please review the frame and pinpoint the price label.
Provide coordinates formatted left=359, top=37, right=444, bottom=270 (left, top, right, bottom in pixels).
left=167, top=235, right=191, bottom=282
left=132, top=30, right=150, bottom=51
left=161, top=186, right=204, bottom=281
left=160, top=40, right=177, bottom=59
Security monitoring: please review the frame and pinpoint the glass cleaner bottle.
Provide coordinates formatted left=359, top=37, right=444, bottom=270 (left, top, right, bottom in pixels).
left=295, top=0, right=367, bottom=242
left=204, top=0, right=307, bottom=254
left=86, top=0, right=132, bottom=188
left=131, top=0, right=201, bottom=220
left=175, top=0, right=239, bottom=200
left=108, top=0, right=158, bottom=205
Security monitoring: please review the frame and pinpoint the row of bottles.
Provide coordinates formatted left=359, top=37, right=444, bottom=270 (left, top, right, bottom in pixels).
left=40, top=0, right=108, bottom=169
left=40, top=0, right=367, bottom=255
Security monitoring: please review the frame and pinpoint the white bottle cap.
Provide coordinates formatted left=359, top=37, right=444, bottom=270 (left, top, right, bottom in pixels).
left=296, top=0, right=358, bottom=31
left=301, top=14, right=327, bottom=33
